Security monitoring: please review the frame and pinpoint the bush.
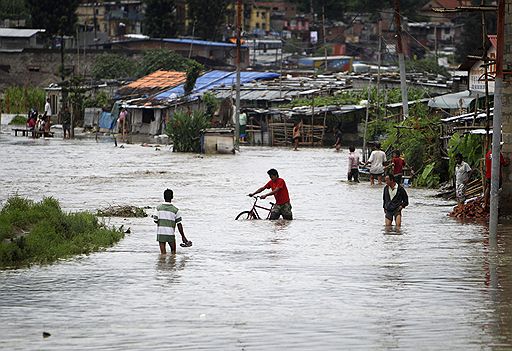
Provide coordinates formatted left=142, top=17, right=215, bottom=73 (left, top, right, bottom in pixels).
left=165, top=110, right=211, bottom=152
left=91, top=53, right=137, bottom=80
left=0, top=196, right=124, bottom=268
left=136, top=49, right=201, bottom=78
left=8, top=115, right=27, bottom=125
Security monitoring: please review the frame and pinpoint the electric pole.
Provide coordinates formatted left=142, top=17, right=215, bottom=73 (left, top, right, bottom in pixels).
left=394, top=0, right=409, bottom=119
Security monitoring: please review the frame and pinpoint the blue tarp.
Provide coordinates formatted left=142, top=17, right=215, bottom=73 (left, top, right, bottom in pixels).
left=154, top=70, right=280, bottom=101
left=99, top=111, right=116, bottom=130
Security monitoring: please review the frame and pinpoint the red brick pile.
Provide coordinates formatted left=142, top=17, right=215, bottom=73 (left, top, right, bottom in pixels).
left=448, top=197, right=488, bottom=220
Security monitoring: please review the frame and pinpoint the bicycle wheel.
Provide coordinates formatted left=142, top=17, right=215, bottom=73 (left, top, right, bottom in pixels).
left=235, top=211, right=256, bottom=220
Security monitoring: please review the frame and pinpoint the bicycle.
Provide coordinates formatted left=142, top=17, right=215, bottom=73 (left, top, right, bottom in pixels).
left=235, top=196, right=275, bottom=220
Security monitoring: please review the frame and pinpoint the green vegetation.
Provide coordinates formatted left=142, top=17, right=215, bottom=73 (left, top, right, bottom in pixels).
left=187, top=0, right=231, bottom=41
left=136, top=49, right=202, bottom=78
left=0, top=196, right=124, bottom=269
left=91, top=53, right=137, bottom=80
left=447, top=132, right=484, bottom=179
left=165, top=110, right=211, bottom=152
left=143, top=0, right=177, bottom=38
left=0, top=0, right=29, bottom=21
left=3, top=86, right=45, bottom=114
left=8, top=115, right=27, bottom=125
left=184, top=61, right=203, bottom=95
left=91, top=50, right=203, bottom=81
left=84, top=91, right=110, bottom=109
left=405, top=58, right=450, bottom=78
left=202, top=92, right=220, bottom=119
left=378, top=104, right=443, bottom=187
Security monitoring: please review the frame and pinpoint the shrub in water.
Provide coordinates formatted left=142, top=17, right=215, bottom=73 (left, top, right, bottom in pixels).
left=0, top=196, right=124, bottom=268
left=166, top=110, right=211, bottom=152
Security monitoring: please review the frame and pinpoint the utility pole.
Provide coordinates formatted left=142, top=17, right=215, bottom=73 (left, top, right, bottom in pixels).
left=490, top=0, right=505, bottom=236
left=491, top=0, right=512, bottom=233
left=235, top=0, right=242, bottom=151
left=376, top=18, right=382, bottom=119
left=394, top=0, right=408, bottom=119
left=322, top=5, right=327, bottom=71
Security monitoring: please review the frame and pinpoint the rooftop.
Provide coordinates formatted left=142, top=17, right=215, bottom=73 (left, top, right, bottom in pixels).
left=0, top=28, right=45, bottom=38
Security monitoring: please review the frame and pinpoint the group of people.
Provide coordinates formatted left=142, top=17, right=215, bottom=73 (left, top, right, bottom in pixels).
left=26, top=99, right=72, bottom=139
left=26, top=98, right=53, bottom=136
left=154, top=168, right=293, bottom=254
left=154, top=134, right=511, bottom=254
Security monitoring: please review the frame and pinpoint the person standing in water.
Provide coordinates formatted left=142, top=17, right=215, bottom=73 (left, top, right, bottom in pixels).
left=154, top=189, right=191, bottom=254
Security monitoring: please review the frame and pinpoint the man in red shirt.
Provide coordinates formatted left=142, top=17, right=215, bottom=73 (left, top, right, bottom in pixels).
left=248, top=168, right=293, bottom=220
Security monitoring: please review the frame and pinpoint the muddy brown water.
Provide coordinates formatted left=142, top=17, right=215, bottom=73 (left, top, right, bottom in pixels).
left=1, top=134, right=512, bottom=350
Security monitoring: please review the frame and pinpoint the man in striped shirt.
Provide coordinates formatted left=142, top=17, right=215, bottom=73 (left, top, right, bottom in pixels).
left=155, top=189, right=191, bottom=254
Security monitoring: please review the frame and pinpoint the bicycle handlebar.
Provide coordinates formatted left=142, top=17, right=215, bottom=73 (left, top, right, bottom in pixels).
left=248, top=195, right=274, bottom=206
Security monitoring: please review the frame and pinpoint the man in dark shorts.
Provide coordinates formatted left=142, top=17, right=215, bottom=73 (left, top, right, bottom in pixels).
left=383, top=174, right=408, bottom=228
left=60, top=105, right=71, bottom=139
left=248, top=168, right=293, bottom=220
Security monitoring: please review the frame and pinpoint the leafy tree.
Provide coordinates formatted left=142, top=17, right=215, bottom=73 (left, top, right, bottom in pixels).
left=26, top=0, right=78, bottom=38
left=27, top=0, right=79, bottom=80
left=135, top=49, right=201, bottom=77
left=184, top=61, right=203, bottom=95
left=290, top=0, right=430, bottom=21
left=405, top=58, right=450, bottom=77
left=143, top=0, right=177, bottom=38
left=91, top=53, right=137, bottom=80
left=0, top=0, right=29, bottom=21
left=202, top=92, right=219, bottom=118
left=187, top=0, right=230, bottom=40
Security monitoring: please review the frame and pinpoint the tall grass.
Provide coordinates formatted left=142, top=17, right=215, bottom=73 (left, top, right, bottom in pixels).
left=4, top=86, right=45, bottom=114
left=0, top=196, right=124, bottom=268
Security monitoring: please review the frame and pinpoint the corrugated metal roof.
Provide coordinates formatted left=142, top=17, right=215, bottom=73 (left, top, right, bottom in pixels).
left=0, top=28, right=45, bottom=38
left=161, top=38, right=248, bottom=48
left=154, top=70, right=280, bottom=100
left=428, top=90, right=486, bottom=109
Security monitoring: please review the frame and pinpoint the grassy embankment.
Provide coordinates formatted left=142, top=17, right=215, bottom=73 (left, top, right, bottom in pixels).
left=0, top=196, right=124, bottom=269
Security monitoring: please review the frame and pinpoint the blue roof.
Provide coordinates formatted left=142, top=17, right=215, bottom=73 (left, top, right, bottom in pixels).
left=161, top=38, right=247, bottom=48
left=154, top=70, right=280, bottom=100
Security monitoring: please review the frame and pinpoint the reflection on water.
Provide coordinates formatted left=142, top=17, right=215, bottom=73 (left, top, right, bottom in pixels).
left=1, top=136, right=512, bottom=350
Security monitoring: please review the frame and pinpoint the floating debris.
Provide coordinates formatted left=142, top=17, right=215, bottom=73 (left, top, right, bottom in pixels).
left=97, top=205, right=147, bottom=218
left=42, top=332, right=51, bottom=338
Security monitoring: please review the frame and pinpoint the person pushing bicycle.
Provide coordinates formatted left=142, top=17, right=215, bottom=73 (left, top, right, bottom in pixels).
left=248, top=168, right=293, bottom=220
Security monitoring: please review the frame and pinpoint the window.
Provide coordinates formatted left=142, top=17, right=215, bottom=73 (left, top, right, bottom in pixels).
left=142, top=109, right=155, bottom=124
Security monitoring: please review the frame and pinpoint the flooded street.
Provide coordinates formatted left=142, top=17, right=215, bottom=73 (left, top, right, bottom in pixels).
left=1, top=134, right=512, bottom=350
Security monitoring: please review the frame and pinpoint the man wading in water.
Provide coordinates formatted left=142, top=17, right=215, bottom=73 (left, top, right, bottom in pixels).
left=248, top=169, right=293, bottom=220
left=383, top=174, right=409, bottom=228
left=154, top=189, right=191, bottom=254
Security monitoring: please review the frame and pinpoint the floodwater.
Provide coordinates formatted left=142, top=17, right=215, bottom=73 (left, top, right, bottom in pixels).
left=1, top=133, right=512, bottom=350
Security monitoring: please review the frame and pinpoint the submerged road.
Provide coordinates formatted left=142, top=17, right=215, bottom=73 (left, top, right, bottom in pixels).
left=1, top=135, right=511, bottom=350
